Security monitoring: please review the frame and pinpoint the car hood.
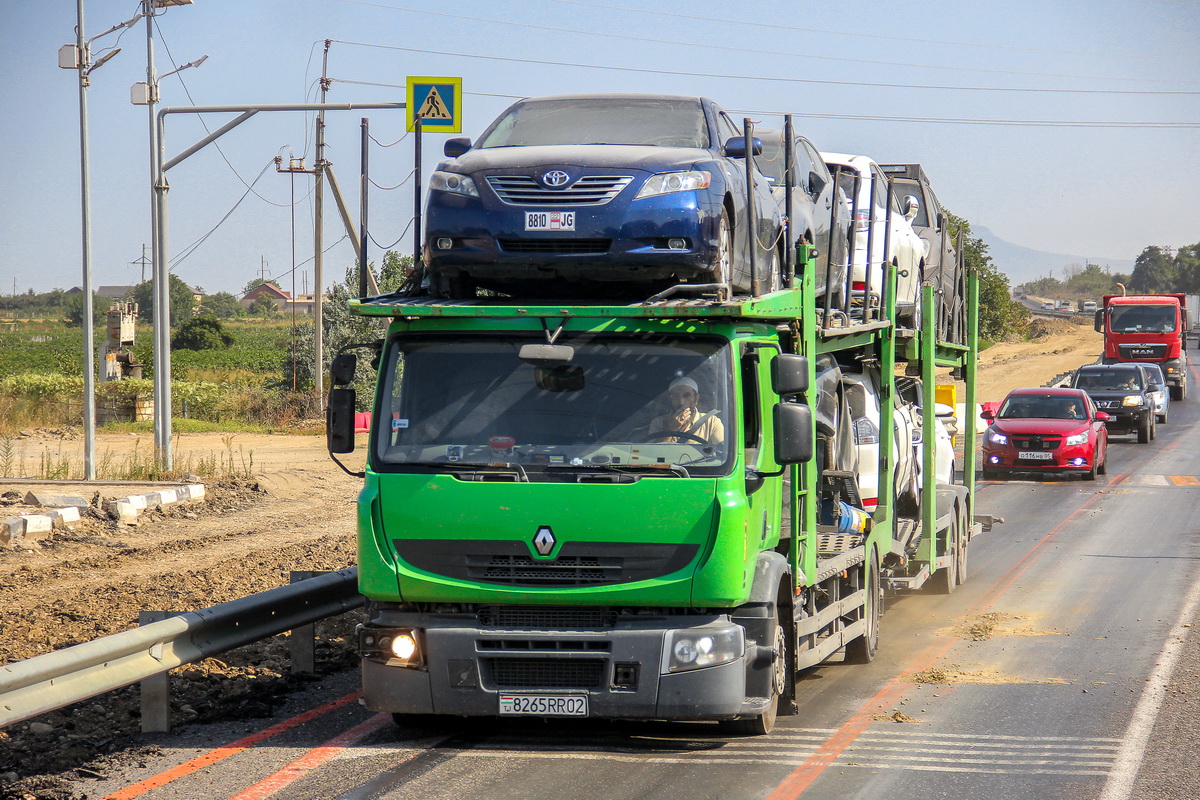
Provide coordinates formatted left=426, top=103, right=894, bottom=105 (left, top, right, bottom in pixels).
left=992, top=418, right=1090, bottom=436
left=443, top=144, right=710, bottom=174
left=1077, top=389, right=1144, bottom=401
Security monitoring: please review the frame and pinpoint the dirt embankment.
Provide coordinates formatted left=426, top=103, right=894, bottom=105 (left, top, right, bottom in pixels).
left=0, top=323, right=1104, bottom=796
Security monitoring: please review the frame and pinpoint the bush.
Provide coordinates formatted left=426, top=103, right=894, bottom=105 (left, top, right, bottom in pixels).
left=173, top=316, right=235, bottom=350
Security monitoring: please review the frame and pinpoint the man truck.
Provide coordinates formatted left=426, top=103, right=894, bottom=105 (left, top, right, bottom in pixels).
left=1095, top=291, right=1189, bottom=400
left=325, top=243, right=990, bottom=734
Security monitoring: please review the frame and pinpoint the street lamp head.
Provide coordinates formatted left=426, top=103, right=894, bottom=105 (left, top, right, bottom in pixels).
left=86, top=48, right=122, bottom=75
left=187, top=54, right=209, bottom=68
left=152, top=0, right=194, bottom=6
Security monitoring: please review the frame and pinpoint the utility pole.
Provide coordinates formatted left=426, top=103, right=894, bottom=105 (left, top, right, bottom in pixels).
left=313, top=39, right=331, bottom=405
left=131, top=244, right=151, bottom=283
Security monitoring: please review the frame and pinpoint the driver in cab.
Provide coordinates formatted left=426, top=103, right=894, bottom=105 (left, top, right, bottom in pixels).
left=651, top=377, right=725, bottom=445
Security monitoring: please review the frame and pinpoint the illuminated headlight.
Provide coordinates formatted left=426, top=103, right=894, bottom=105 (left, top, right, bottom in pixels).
left=1122, top=395, right=1143, bottom=407
left=987, top=429, right=1008, bottom=445
left=662, top=625, right=743, bottom=673
left=1065, top=433, right=1088, bottom=446
left=1166, top=367, right=1181, bottom=375
left=429, top=170, right=479, bottom=198
left=636, top=170, right=711, bottom=198
left=358, top=625, right=423, bottom=666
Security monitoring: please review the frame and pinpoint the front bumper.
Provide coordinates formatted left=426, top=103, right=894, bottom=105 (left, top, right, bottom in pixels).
left=359, top=608, right=758, bottom=721
left=983, top=443, right=1097, bottom=473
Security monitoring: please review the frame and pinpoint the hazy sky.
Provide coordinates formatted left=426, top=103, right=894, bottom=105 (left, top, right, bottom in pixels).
left=1, top=0, right=1197, bottom=297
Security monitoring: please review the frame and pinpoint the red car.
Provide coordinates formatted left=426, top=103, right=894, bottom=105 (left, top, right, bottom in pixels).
left=981, top=388, right=1110, bottom=480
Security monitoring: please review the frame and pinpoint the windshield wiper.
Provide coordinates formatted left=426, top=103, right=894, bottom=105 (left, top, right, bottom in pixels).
left=401, top=461, right=530, bottom=482
left=543, top=463, right=690, bottom=478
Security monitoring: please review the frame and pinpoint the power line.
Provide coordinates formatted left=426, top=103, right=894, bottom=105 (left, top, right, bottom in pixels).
left=344, top=1, right=1200, bottom=86
left=330, top=40, right=1200, bottom=96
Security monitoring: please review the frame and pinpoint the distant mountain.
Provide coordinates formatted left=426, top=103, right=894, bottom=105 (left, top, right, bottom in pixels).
left=974, top=226, right=1132, bottom=287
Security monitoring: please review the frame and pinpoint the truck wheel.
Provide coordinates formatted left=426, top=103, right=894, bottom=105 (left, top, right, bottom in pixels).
left=844, top=552, right=881, bottom=664
left=955, top=519, right=969, bottom=586
left=928, top=515, right=959, bottom=594
left=1171, top=383, right=1185, bottom=401
left=720, top=608, right=788, bottom=735
left=1138, top=414, right=1151, bottom=443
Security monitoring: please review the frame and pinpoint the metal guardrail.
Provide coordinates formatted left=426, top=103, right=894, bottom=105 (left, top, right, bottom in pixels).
left=0, top=568, right=362, bottom=729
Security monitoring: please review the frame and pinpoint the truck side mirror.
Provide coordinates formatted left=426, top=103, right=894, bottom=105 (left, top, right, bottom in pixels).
left=773, top=403, right=814, bottom=464
left=327, top=387, right=357, bottom=454
left=444, top=136, right=472, bottom=158
left=1094, top=310, right=1104, bottom=333
left=331, top=353, right=358, bottom=386
left=903, top=194, right=920, bottom=221
left=771, top=353, right=810, bottom=395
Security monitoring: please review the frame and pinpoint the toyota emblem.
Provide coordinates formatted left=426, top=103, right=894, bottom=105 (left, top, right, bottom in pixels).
left=542, top=170, right=570, bottom=188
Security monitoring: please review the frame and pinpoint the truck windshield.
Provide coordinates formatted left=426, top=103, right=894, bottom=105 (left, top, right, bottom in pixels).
left=476, top=97, right=711, bottom=149
left=1109, top=305, right=1176, bottom=333
left=374, top=334, right=734, bottom=478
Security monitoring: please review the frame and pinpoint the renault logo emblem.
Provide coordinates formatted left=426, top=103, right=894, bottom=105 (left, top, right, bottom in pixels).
left=533, top=525, right=556, bottom=556
left=542, top=170, right=570, bottom=188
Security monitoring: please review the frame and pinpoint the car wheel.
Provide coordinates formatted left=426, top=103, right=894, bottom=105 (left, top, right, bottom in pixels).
left=1158, top=406, right=1168, bottom=424
left=1083, top=457, right=1097, bottom=481
left=1150, top=415, right=1157, bottom=440
left=430, top=270, right=475, bottom=300
left=765, top=244, right=783, bottom=295
left=1137, top=414, right=1151, bottom=443
left=1097, top=446, right=1108, bottom=475
left=705, top=209, right=733, bottom=289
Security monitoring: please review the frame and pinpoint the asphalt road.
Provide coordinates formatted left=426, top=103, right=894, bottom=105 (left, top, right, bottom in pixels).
left=80, top=387, right=1200, bottom=800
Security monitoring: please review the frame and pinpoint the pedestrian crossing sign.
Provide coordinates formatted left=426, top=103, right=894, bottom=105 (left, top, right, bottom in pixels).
left=406, top=77, right=462, bottom=133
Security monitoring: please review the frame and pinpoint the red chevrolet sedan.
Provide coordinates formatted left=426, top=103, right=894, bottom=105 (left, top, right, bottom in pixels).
left=981, top=388, right=1110, bottom=480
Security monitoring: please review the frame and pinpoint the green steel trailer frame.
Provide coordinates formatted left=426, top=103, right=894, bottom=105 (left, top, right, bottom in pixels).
left=337, top=249, right=984, bottom=734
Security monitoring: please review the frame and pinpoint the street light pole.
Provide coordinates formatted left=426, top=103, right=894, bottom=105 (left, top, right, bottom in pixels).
left=75, top=0, right=97, bottom=481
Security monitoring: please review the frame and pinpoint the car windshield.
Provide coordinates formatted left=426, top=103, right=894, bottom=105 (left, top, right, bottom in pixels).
left=1109, top=305, right=1176, bottom=333
left=374, top=333, right=734, bottom=479
left=999, top=394, right=1088, bottom=420
left=1074, top=370, right=1144, bottom=391
left=477, top=97, right=711, bottom=149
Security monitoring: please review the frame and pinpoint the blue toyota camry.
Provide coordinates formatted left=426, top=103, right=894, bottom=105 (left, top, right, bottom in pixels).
left=423, top=93, right=784, bottom=298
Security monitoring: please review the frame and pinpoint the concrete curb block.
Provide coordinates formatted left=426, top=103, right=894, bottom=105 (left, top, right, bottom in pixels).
left=4, top=483, right=207, bottom=546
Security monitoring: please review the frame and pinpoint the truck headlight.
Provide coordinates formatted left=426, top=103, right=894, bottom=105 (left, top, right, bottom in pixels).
left=429, top=170, right=479, bottom=198
left=1065, top=433, right=1088, bottom=446
left=359, top=625, right=424, bottom=667
left=987, top=429, right=1008, bottom=445
left=1122, top=395, right=1143, bottom=407
left=662, top=625, right=743, bottom=673
left=636, top=170, right=711, bottom=199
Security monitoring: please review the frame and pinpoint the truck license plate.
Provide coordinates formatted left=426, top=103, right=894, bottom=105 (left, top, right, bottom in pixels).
left=1018, top=451, right=1054, bottom=460
left=499, top=694, right=588, bottom=717
left=525, top=211, right=575, bottom=231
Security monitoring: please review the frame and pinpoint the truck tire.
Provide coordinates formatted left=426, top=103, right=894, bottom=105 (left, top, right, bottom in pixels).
left=844, top=552, right=881, bottom=664
left=720, top=606, right=788, bottom=735
left=1138, top=414, right=1151, bottom=443
left=928, top=515, right=959, bottom=594
left=1171, top=382, right=1185, bottom=401
left=955, top=518, right=969, bottom=587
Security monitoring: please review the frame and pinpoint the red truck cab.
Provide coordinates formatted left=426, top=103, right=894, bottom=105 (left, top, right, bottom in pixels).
left=1095, top=293, right=1189, bottom=400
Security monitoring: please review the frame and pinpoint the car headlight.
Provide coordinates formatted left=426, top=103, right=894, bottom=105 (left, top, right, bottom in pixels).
left=635, top=170, right=711, bottom=199
left=662, top=625, right=743, bottom=673
left=1122, top=395, right=1143, bottom=407
left=429, top=170, right=479, bottom=198
left=1065, top=433, right=1088, bottom=446
left=987, top=429, right=1008, bottom=445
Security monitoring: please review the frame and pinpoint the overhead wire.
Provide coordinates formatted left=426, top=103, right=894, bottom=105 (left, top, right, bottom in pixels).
left=342, top=1, right=1200, bottom=86
left=169, top=160, right=275, bottom=269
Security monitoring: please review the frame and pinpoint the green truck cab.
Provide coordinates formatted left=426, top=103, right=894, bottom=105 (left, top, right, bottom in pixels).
left=328, top=256, right=986, bottom=735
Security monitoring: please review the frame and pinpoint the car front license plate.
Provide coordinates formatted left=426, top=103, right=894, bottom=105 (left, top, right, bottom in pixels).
left=1018, top=451, right=1054, bottom=460
left=499, top=693, right=588, bottom=717
left=525, top=211, right=575, bottom=231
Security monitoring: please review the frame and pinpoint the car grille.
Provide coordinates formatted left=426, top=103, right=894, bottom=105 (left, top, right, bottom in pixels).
left=497, top=238, right=611, bottom=254
left=1095, top=400, right=1122, bottom=409
left=1012, top=435, right=1060, bottom=451
left=486, top=658, right=606, bottom=689
left=487, top=175, right=633, bottom=206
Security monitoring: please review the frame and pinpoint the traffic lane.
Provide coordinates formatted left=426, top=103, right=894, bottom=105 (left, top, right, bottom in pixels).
left=773, top=436, right=1200, bottom=798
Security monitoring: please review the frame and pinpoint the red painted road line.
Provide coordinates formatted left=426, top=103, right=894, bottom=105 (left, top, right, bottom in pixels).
left=101, top=692, right=361, bottom=800
left=766, top=463, right=1136, bottom=800
left=226, top=713, right=393, bottom=800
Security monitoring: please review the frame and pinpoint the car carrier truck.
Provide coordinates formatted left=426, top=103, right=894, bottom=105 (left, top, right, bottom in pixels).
left=326, top=186, right=990, bottom=737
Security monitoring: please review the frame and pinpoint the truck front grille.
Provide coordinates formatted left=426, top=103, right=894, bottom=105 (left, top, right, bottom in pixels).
left=394, top=540, right=698, bottom=587
left=487, top=175, right=632, bottom=206
left=478, top=607, right=618, bottom=629
left=486, top=658, right=606, bottom=688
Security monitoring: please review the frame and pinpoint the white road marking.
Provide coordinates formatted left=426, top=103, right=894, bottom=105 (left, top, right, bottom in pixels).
left=1098, top=566, right=1200, bottom=800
